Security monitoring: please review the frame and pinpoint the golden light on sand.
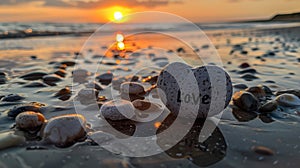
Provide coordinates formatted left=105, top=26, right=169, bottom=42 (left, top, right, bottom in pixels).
left=117, top=42, right=125, bottom=50
left=116, top=33, right=124, bottom=42
left=114, top=11, right=123, bottom=21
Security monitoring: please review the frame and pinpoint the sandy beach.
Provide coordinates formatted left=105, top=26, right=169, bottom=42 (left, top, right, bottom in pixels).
left=0, top=22, right=300, bottom=168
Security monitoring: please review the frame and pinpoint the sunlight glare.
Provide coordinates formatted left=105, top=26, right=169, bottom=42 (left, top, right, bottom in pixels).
left=117, top=42, right=125, bottom=50
left=114, top=11, right=123, bottom=21
left=116, top=33, right=124, bottom=42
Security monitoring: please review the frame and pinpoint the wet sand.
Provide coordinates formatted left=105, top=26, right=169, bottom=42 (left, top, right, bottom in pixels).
left=0, top=25, right=300, bottom=168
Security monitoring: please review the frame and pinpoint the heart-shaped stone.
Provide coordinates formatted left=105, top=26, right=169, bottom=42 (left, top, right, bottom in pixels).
left=157, top=62, right=232, bottom=118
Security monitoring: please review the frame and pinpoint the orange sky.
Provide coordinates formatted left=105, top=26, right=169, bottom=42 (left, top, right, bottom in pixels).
left=0, top=0, right=299, bottom=23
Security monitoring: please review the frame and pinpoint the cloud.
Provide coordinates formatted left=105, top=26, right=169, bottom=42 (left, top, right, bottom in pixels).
left=0, top=0, right=182, bottom=8
left=0, top=0, right=40, bottom=5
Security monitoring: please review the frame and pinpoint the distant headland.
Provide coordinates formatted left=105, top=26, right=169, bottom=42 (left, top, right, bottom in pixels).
left=271, top=12, right=300, bottom=21
left=237, top=12, right=300, bottom=23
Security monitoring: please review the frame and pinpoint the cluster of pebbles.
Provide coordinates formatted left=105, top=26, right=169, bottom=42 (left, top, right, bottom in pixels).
left=1, top=53, right=297, bottom=152
left=0, top=60, right=91, bottom=149
left=0, top=112, right=87, bottom=149
left=232, top=85, right=300, bottom=122
left=0, top=51, right=234, bottom=151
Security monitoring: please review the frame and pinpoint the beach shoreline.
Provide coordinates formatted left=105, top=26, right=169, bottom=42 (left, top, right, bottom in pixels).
left=0, top=22, right=300, bottom=168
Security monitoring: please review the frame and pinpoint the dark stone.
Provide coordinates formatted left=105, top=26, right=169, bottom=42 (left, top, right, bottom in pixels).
left=20, top=72, right=48, bottom=80
left=239, top=62, right=250, bottom=69
left=1, top=94, right=25, bottom=102
left=24, top=82, right=48, bottom=88
left=238, top=68, right=257, bottom=74
left=7, top=102, right=45, bottom=118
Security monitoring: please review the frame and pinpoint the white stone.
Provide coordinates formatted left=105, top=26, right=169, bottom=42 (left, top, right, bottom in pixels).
left=157, top=62, right=232, bottom=118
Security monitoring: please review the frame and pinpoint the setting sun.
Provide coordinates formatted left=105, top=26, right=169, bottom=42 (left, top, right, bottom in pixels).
left=114, top=11, right=123, bottom=21
left=100, top=6, right=131, bottom=22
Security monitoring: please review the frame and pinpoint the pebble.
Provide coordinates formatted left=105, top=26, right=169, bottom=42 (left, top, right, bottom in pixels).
left=0, top=131, right=26, bottom=150
left=60, top=61, right=76, bottom=66
left=112, top=75, right=139, bottom=90
left=96, top=72, right=113, bottom=85
left=7, top=102, right=45, bottom=118
left=54, top=87, right=71, bottom=101
left=233, top=83, right=248, bottom=89
left=43, top=74, right=62, bottom=85
left=100, top=100, right=135, bottom=121
left=156, top=61, right=169, bottom=67
left=54, top=69, right=67, bottom=77
left=30, top=55, right=37, bottom=60
left=24, top=82, right=47, bottom=88
left=58, top=64, right=67, bottom=70
left=240, top=50, right=248, bottom=55
left=132, top=100, right=163, bottom=122
left=259, top=114, right=274, bottom=123
left=264, top=80, right=275, bottom=84
left=275, top=89, right=300, bottom=98
left=101, top=60, right=117, bottom=66
left=72, top=69, right=90, bottom=83
left=259, top=101, right=278, bottom=113
left=152, top=57, right=168, bottom=62
left=267, top=51, right=276, bottom=56
left=20, top=72, right=48, bottom=80
left=258, top=85, right=273, bottom=95
left=176, top=47, right=185, bottom=53
left=0, top=71, right=7, bottom=77
left=16, top=111, right=45, bottom=131
left=241, top=73, right=259, bottom=81
left=120, top=92, right=145, bottom=102
left=1, top=94, right=25, bottom=102
left=0, top=72, right=7, bottom=84
left=232, top=107, right=258, bottom=122
left=42, top=114, right=87, bottom=147
left=120, top=82, right=145, bottom=95
left=72, top=69, right=90, bottom=78
left=238, top=68, right=257, bottom=74
left=245, top=86, right=266, bottom=100
left=77, top=88, right=99, bottom=104
left=157, top=62, right=232, bottom=118
left=275, top=93, right=300, bottom=107
left=0, top=77, right=7, bottom=84
left=85, top=81, right=103, bottom=91
left=132, top=99, right=152, bottom=111
left=239, top=62, right=250, bottom=69
left=233, top=91, right=259, bottom=112
left=202, top=44, right=210, bottom=49
left=252, top=146, right=275, bottom=156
